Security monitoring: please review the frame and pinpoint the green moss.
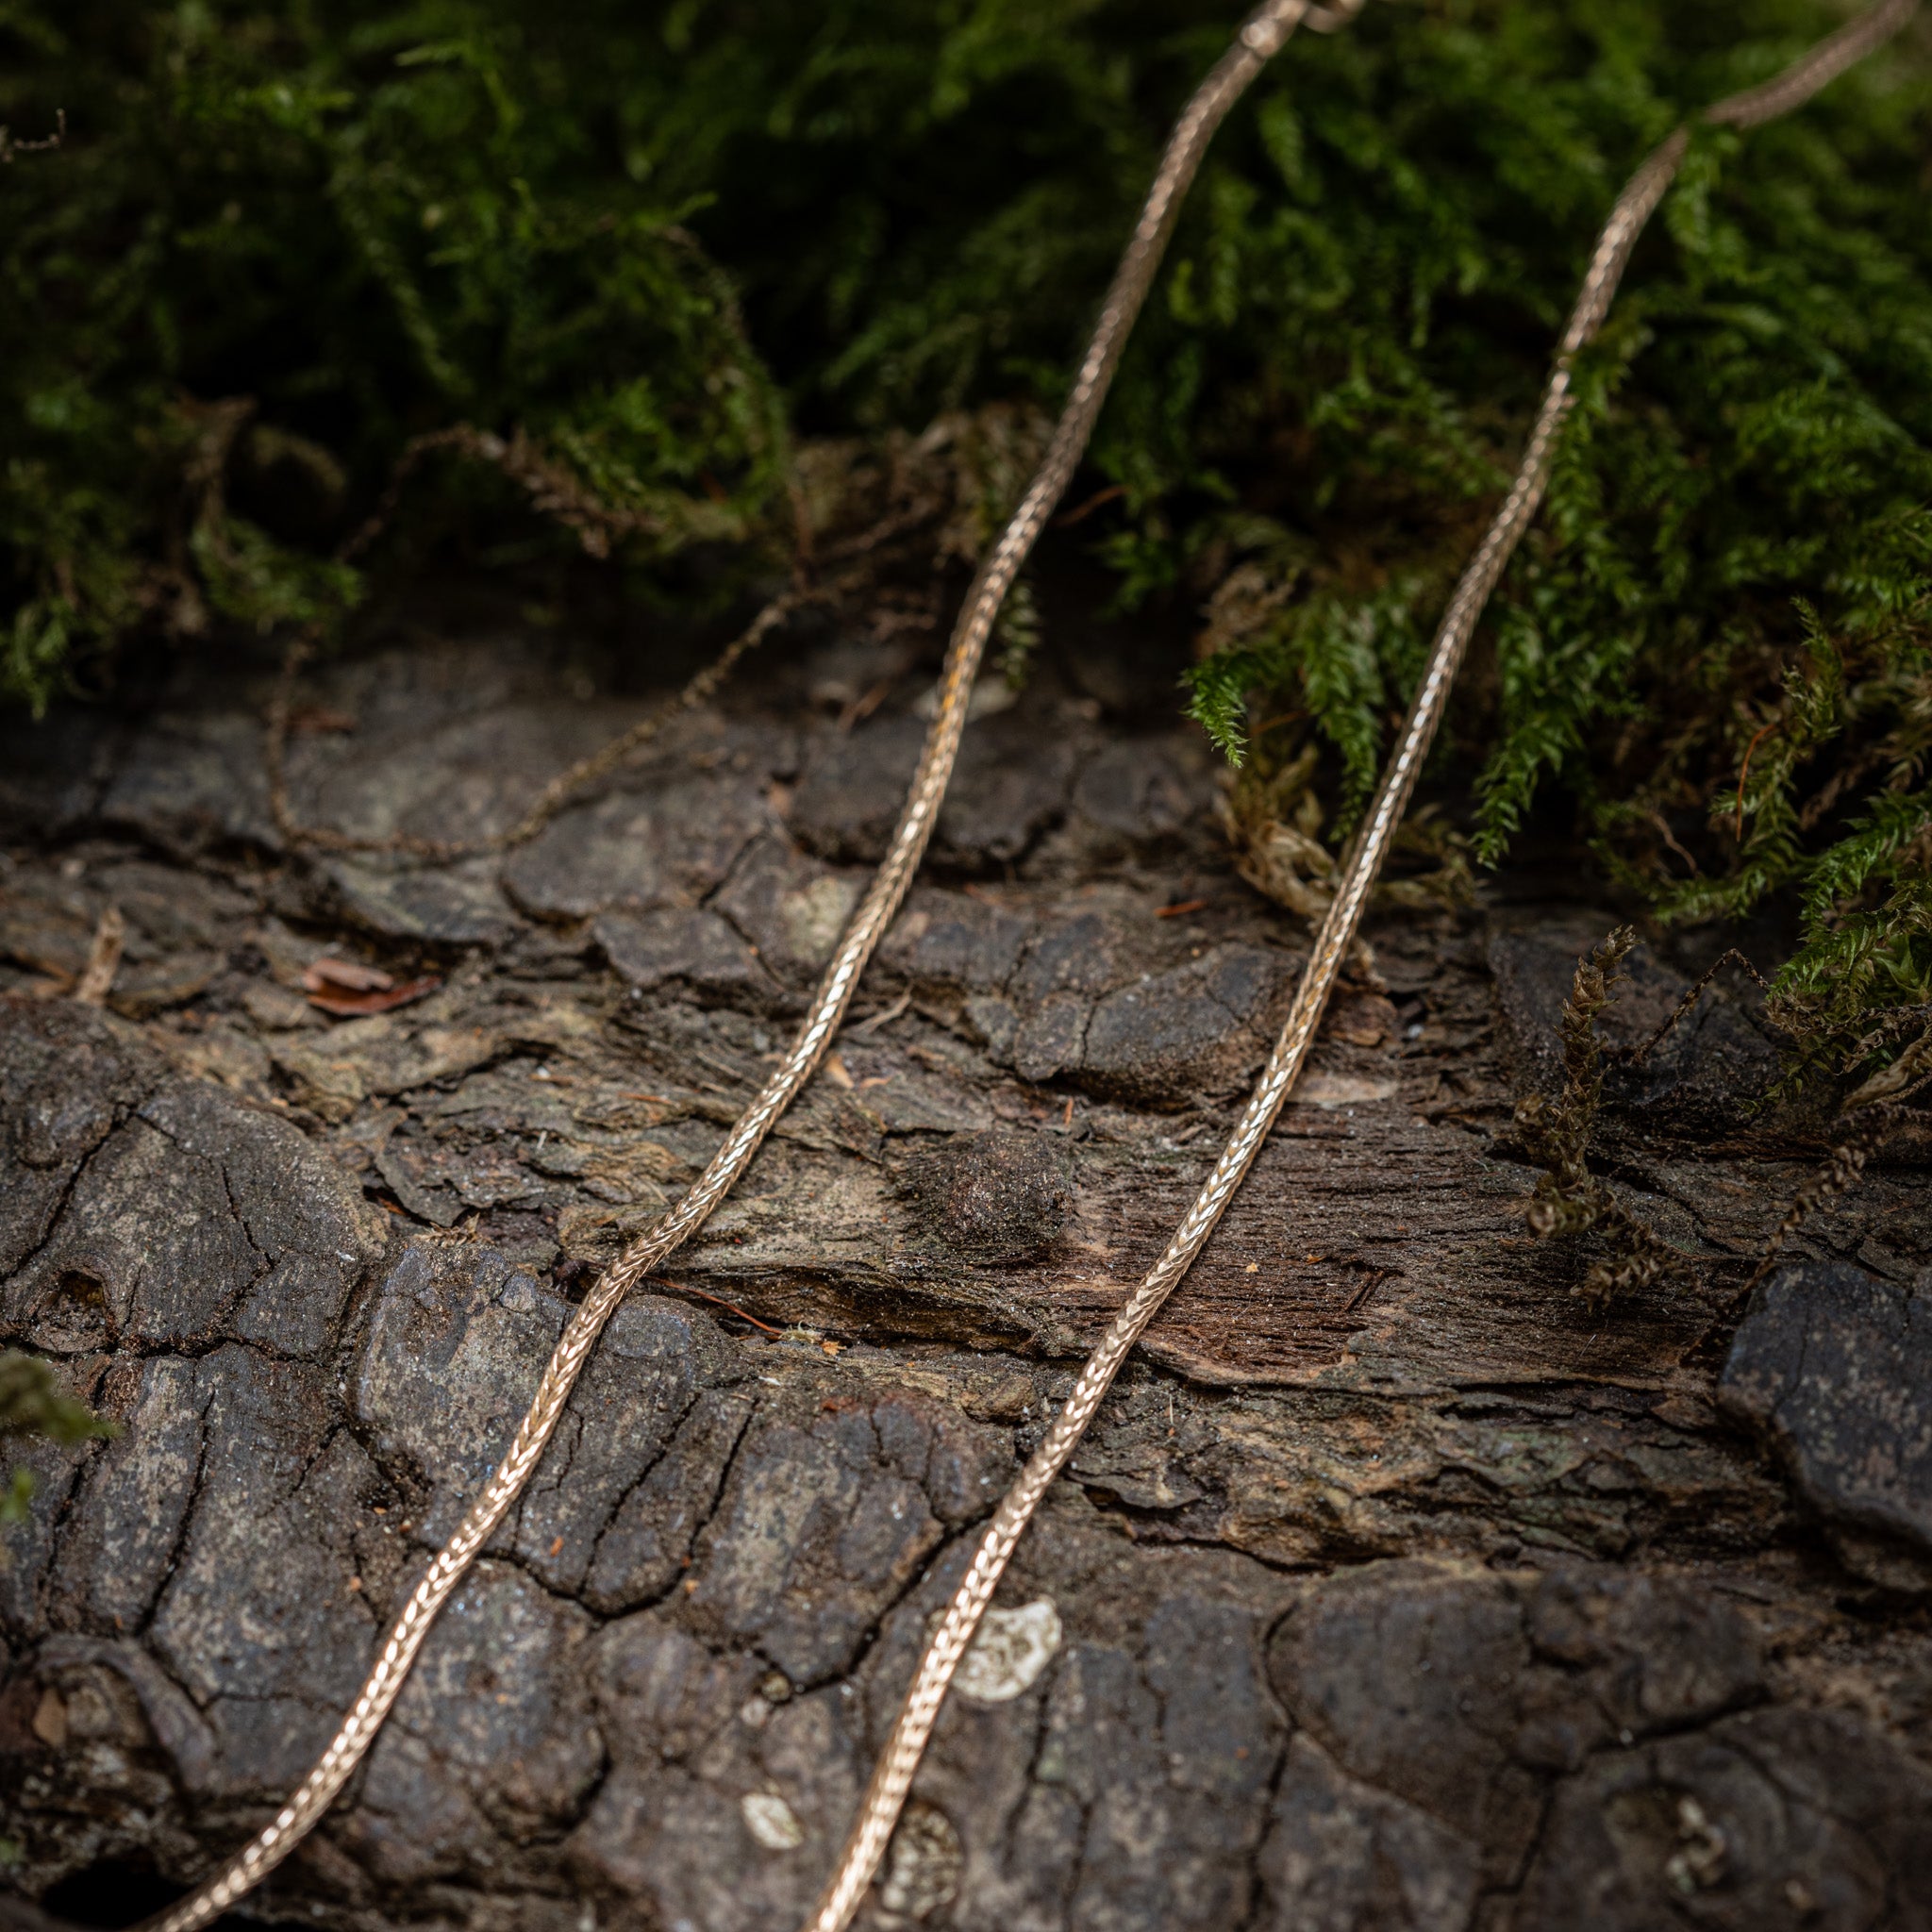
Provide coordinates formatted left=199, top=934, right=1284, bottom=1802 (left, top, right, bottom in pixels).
left=1, top=1350, right=115, bottom=1536
left=3, top=1, right=1930, bottom=1046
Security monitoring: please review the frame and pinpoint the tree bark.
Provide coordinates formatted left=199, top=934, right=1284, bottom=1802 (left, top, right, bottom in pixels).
left=2, top=604, right=1929, bottom=1931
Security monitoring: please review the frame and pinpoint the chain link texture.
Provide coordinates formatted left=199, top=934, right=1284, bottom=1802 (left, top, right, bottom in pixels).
left=799, top=4, right=1919, bottom=1926
left=134, top=3, right=1914, bottom=1928
left=136, top=4, right=1350, bottom=1926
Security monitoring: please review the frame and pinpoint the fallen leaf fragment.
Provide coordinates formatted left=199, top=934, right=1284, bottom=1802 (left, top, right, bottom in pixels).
left=303, top=956, right=392, bottom=993
left=302, top=955, right=441, bottom=1016
left=287, top=705, right=359, bottom=735
left=304, top=978, right=441, bottom=1017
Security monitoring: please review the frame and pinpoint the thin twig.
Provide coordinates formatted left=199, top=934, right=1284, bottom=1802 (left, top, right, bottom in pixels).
left=847, top=991, right=912, bottom=1038
left=265, top=582, right=817, bottom=860
left=1054, top=482, right=1125, bottom=527
left=72, top=907, right=125, bottom=1007
left=1618, top=947, right=1778, bottom=1068
left=642, top=1275, right=783, bottom=1336
left=497, top=586, right=813, bottom=848
left=267, top=494, right=916, bottom=863
left=1646, top=807, right=1702, bottom=876
left=1733, top=719, right=1779, bottom=841
left=1732, top=1100, right=1911, bottom=1303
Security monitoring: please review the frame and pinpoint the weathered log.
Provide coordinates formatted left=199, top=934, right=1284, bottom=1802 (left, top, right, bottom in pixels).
left=3, top=613, right=1929, bottom=1930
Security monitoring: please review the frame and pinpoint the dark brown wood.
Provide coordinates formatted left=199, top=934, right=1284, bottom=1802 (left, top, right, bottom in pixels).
left=2, top=608, right=1928, bottom=1932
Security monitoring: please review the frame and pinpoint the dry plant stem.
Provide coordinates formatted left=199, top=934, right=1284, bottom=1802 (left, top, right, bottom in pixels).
left=264, top=581, right=817, bottom=861
left=71, top=906, right=125, bottom=1008
left=496, top=585, right=809, bottom=846
left=273, top=406, right=858, bottom=861
left=802, top=5, right=1919, bottom=1926
left=1620, top=946, right=1776, bottom=1069
left=267, top=523, right=916, bottom=862
left=136, top=3, right=1326, bottom=1926
left=1735, top=1098, right=1913, bottom=1304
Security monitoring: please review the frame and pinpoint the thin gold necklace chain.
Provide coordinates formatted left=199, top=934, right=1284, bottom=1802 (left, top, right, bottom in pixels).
left=137, top=5, right=1915, bottom=1931
left=141, top=6, right=1355, bottom=1926
left=800, top=2, right=1920, bottom=1926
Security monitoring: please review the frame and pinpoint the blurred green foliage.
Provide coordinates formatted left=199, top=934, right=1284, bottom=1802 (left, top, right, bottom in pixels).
left=1, top=0, right=1929, bottom=1049
left=0, top=1350, right=115, bottom=1534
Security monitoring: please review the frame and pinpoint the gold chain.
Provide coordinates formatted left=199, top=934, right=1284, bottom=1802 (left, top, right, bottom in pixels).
left=136, top=4, right=1917, bottom=1929
left=139, top=5, right=1346, bottom=1924
left=800, top=2, right=1921, bottom=1924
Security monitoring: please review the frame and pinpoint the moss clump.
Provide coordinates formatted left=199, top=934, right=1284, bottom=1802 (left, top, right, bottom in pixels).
left=1, top=1351, right=114, bottom=1532
left=2, top=2, right=1930, bottom=1050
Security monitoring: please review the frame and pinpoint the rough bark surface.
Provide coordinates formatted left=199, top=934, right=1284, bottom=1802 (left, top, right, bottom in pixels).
left=2, top=605, right=1929, bottom=1932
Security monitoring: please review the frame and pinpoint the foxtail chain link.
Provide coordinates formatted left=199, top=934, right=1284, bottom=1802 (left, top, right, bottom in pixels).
left=139, top=3, right=1351, bottom=1927
left=137, top=2, right=1915, bottom=1928
left=800, top=3, right=1919, bottom=1927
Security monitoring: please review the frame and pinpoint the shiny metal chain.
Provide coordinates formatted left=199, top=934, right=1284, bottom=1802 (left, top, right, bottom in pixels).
left=138, top=3, right=1913, bottom=1929
left=800, top=3, right=1919, bottom=1926
left=139, top=5, right=1352, bottom=1928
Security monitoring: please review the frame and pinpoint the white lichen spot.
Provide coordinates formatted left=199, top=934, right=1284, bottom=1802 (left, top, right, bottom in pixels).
left=877, top=1801, right=962, bottom=1924
left=1294, top=1071, right=1398, bottom=1110
left=954, top=1598, right=1062, bottom=1705
left=780, top=874, right=861, bottom=967
left=741, top=1790, right=806, bottom=1851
